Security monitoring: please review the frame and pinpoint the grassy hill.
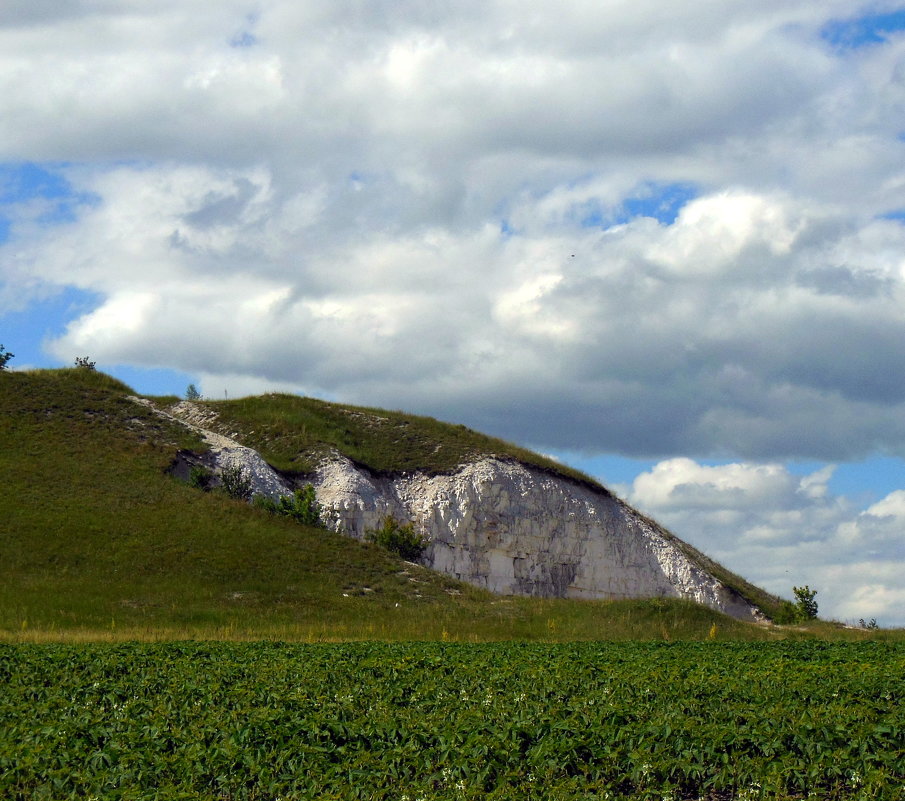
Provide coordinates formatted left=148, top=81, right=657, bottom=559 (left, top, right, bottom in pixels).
left=0, top=368, right=894, bottom=642
left=162, top=390, right=605, bottom=484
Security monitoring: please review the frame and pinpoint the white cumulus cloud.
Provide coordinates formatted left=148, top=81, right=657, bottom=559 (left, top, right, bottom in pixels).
left=624, top=459, right=905, bottom=626
left=0, top=6, right=903, bottom=445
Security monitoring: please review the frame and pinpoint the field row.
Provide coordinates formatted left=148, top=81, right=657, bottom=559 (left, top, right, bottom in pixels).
left=1, top=642, right=902, bottom=800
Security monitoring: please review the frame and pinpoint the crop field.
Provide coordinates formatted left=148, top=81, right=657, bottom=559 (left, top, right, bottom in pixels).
left=2, top=642, right=902, bottom=800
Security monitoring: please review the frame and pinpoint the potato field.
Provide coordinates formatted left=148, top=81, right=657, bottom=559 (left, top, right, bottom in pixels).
left=1, top=642, right=902, bottom=800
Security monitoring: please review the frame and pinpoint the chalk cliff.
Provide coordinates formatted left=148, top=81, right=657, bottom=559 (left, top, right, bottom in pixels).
left=313, top=454, right=762, bottom=621
left=163, top=400, right=764, bottom=622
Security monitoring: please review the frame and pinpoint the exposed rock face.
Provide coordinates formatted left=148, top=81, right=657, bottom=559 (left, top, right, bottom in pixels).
left=156, top=400, right=762, bottom=621
left=141, top=398, right=293, bottom=499
left=312, top=454, right=762, bottom=621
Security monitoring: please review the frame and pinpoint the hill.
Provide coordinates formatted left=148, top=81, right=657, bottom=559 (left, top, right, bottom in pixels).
left=159, top=387, right=783, bottom=620
left=0, top=367, right=882, bottom=642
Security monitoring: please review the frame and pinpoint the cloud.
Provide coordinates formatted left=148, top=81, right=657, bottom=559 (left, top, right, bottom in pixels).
left=624, top=458, right=905, bottom=626
left=1, top=1, right=905, bottom=464
left=21, top=169, right=905, bottom=462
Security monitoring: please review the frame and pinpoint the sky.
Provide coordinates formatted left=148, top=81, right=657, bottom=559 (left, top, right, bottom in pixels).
left=1, top=1, right=904, bottom=626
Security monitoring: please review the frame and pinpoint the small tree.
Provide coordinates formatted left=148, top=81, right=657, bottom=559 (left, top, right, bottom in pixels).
left=793, top=585, right=818, bottom=621
left=185, top=383, right=201, bottom=401
left=74, top=356, right=96, bottom=370
left=366, top=515, right=427, bottom=560
left=0, top=344, right=13, bottom=370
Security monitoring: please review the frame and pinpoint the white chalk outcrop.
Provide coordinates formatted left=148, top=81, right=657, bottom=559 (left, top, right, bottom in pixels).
left=312, top=454, right=762, bottom=621
left=154, top=400, right=763, bottom=621
left=145, top=398, right=293, bottom=499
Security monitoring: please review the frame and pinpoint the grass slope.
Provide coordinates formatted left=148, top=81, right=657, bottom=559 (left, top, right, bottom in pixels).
left=1, top=369, right=896, bottom=642
left=177, top=392, right=604, bottom=485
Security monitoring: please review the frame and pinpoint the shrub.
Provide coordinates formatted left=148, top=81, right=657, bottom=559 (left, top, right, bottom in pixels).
left=773, top=600, right=799, bottom=625
left=189, top=465, right=213, bottom=491
left=185, top=384, right=202, bottom=401
left=366, top=515, right=427, bottom=560
left=74, top=356, right=96, bottom=370
left=255, top=484, right=326, bottom=528
left=220, top=465, right=253, bottom=501
left=773, top=588, right=819, bottom=624
left=0, top=345, right=13, bottom=370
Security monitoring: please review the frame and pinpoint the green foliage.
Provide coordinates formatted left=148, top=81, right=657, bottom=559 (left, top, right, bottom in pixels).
left=3, top=642, right=902, bottom=800
left=205, top=393, right=601, bottom=486
left=74, top=356, right=96, bottom=370
left=793, top=585, right=819, bottom=620
left=254, top=484, right=326, bottom=528
left=185, top=383, right=201, bottom=400
left=0, top=344, right=13, bottom=370
left=367, top=514, right=428, bottom=560
left=188, top=465, right=213, bottom=491
left=773, top=600, right=800, bottom=625
left=772, top=587, right=820, bottom=624
left=219, top=464, right=253, bottom=501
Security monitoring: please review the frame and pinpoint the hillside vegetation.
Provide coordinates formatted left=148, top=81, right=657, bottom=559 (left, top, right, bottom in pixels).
left=169, top=391, right=603, bottom=485
left=1, top=369, right=897, bottom=642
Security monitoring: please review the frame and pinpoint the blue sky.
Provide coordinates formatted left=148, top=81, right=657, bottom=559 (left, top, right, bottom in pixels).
left=822, top=7, right=905, bottom=47
left=2, top=1, right=905, bottom=625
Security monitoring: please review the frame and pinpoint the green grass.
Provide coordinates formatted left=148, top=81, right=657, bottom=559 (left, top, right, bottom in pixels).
left=2, top=368, right=901, bottom=643
left=0, top=370, right=489, bottom=636
left=185, top=391, right=605, bottom=485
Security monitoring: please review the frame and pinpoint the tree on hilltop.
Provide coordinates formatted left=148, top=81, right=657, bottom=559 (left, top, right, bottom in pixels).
left=0, top=344, right=12, bottom=370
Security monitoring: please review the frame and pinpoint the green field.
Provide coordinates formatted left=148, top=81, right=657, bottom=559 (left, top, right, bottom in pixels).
left=2, top=641, right=902, bottom=800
